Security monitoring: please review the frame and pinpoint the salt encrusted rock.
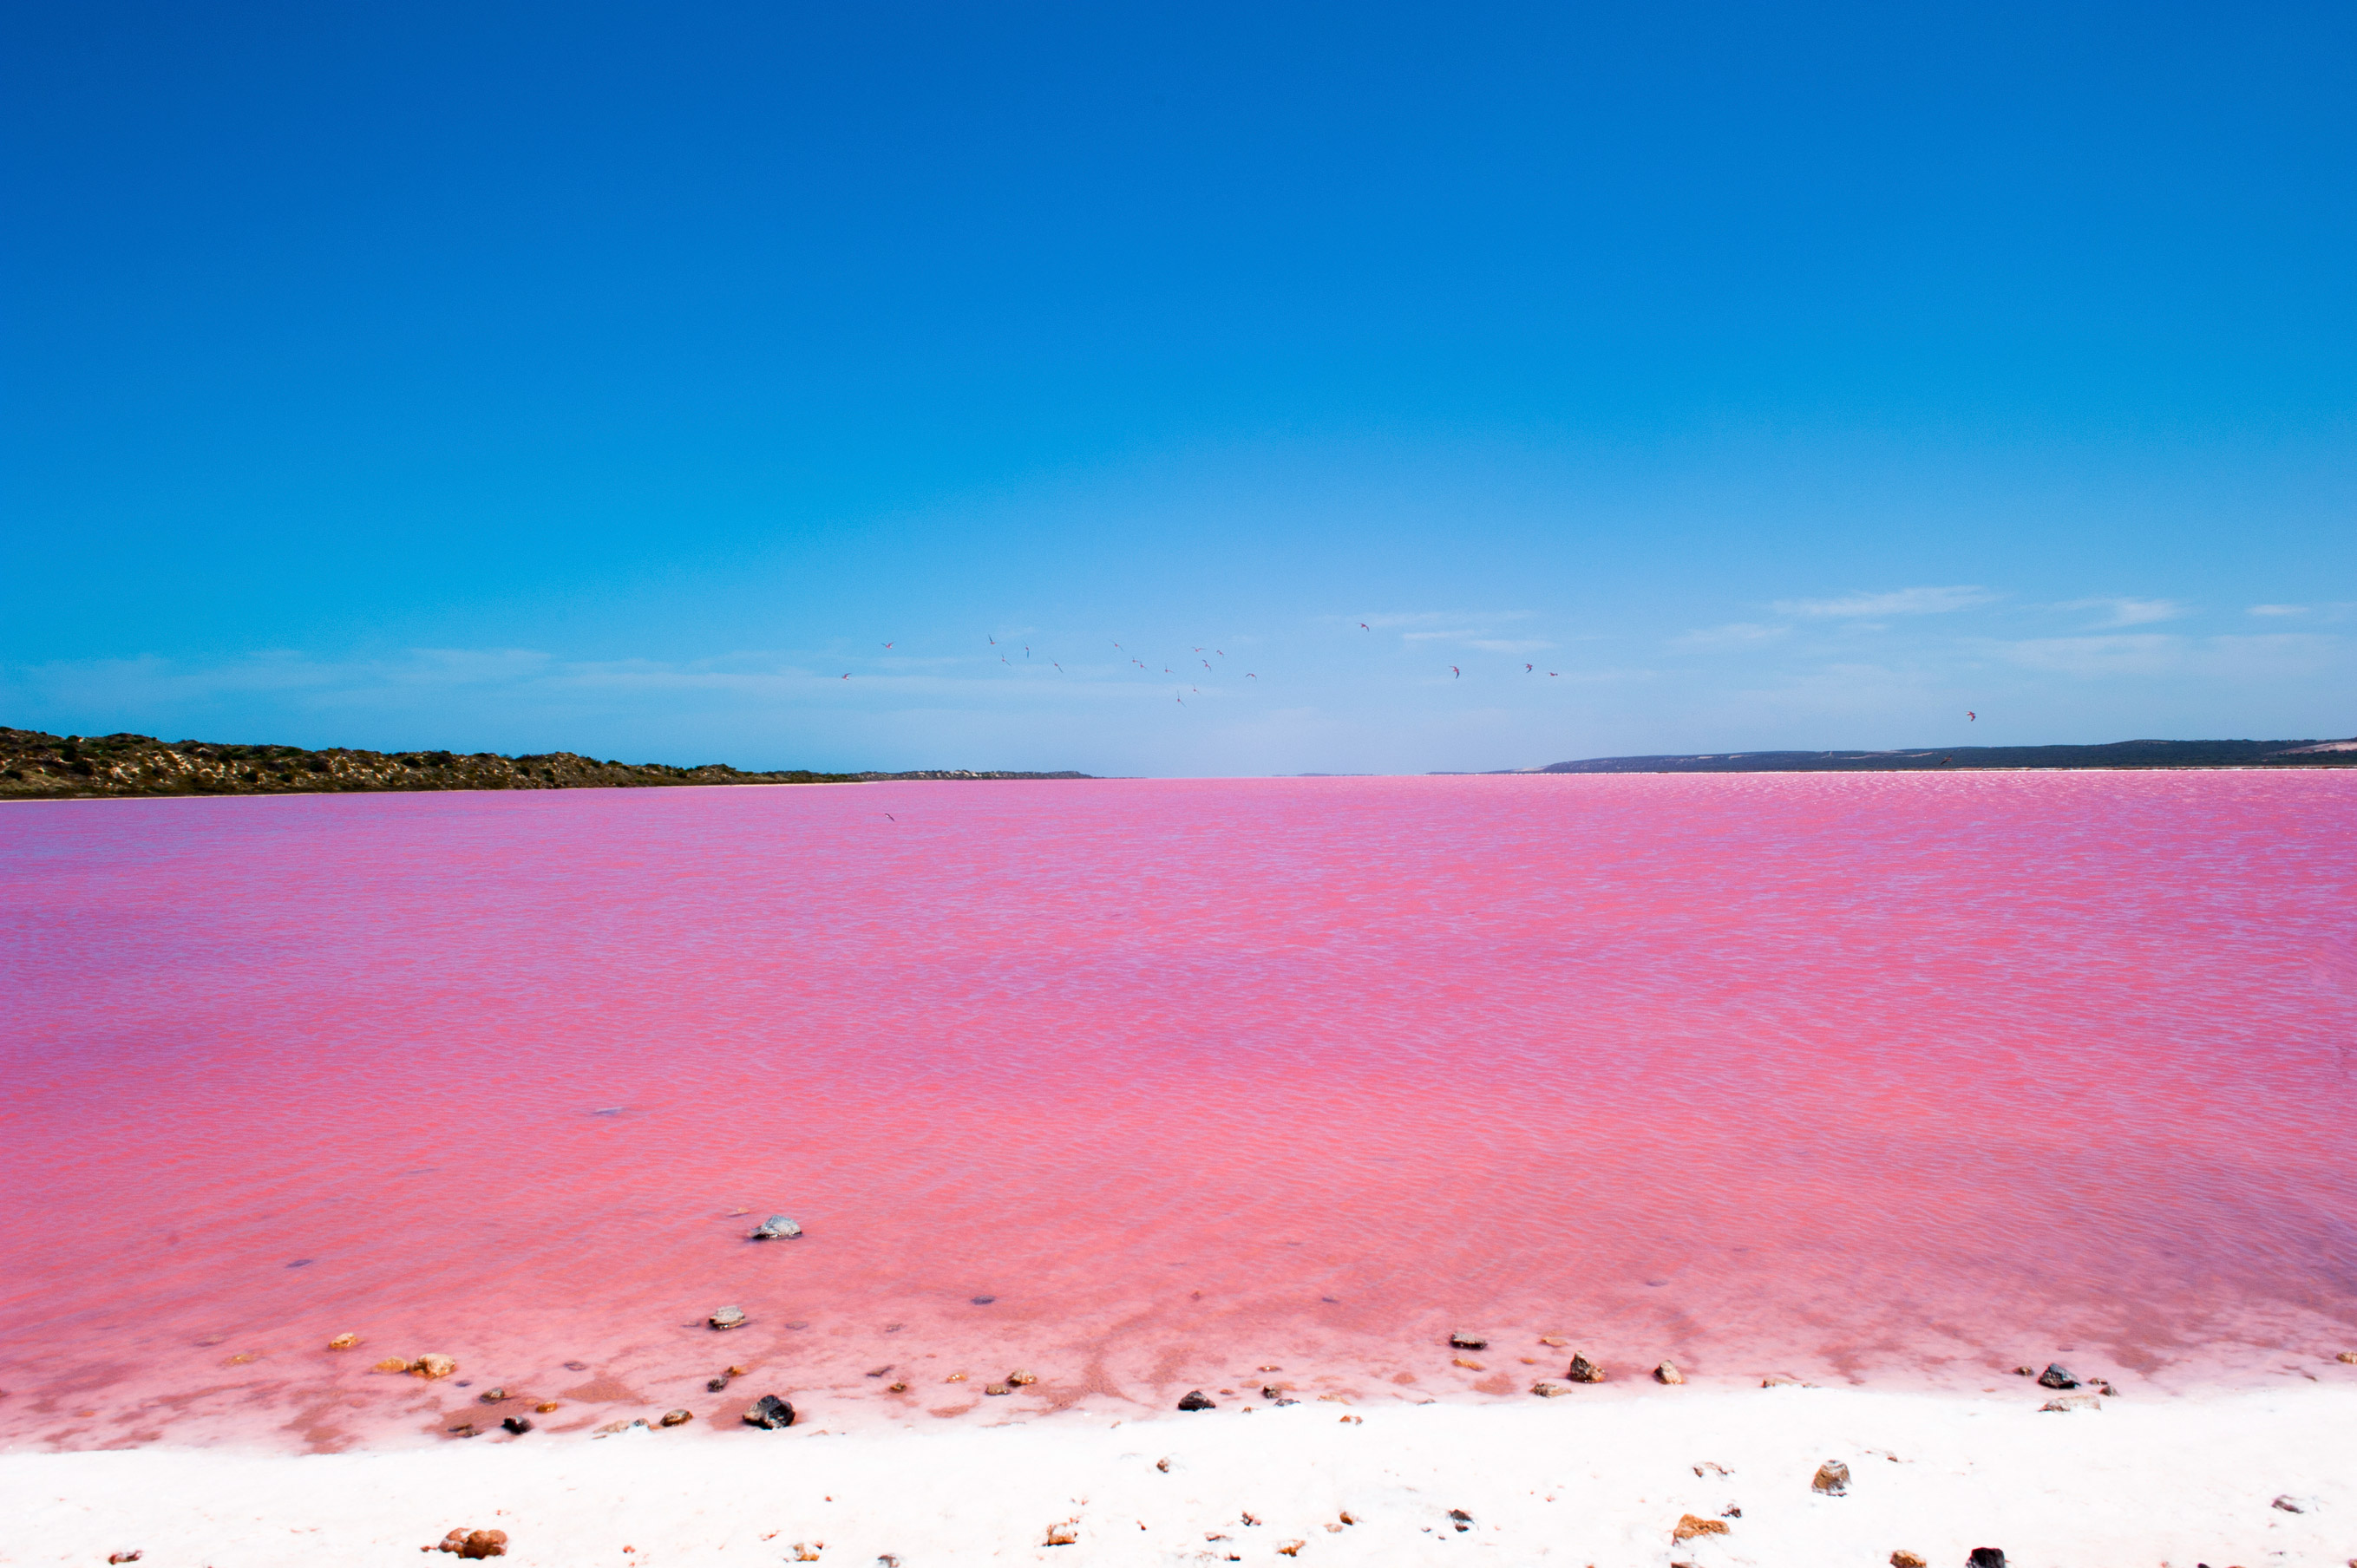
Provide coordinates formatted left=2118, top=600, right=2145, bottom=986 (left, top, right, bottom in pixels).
left=478, top=1388, right=507, bottom=1403
left=1449, top=1330, right=1488, bottom=1350
left=1654, top=1361, right=1685, bottom=1384
left=1889, top=1552, right=1927, bottom=1568
left=2035, top=1363, right=2078, bottom=1389
left=2337, top=1350, right=2357, bottom=1364
left=750, top=1214, right=802, bottom=1240
left=1567, top=1355, right=1605, bottom=1383
left=2013, top=1365, right=2035, bottom=1376
left=501, top=1416, right=533, bottom=1434
left=1672, top=1514, right=1729, bottom=1542
left=1044, top=1522, right=1078, bottom=1546
left=374, top=1357, right=414, bottom=1374
left=1007, top=1369, right=1038, bottom=1386
left=659, top=1408, right=692, bottom=1427
left=985, top=1382, right=1012, bottom=1395
left=1967, top=1550, right=2007, bottom=1568
left=1177, top=1390, right=1216, bottom=1411
left=1761, top=1375, right=1803, bottom=1388
left=412, top=1354, right=457, bottom=1379
left=1451, top=1356, right=1483, bottom=1369
left=709, top=1306, right=747, bottom=1330
left=1530, top=1381, right=1569, bottom=1397
left=327, top=1334, right=358, bottom=1350
left=2039, top=1394, right=2100, bottom=1412
left=743, top=1395, right=795, bottom=1428
left=436, top=1528, right=508, bottom=1558
left=1811, top=1460, right=1851, bottom=1495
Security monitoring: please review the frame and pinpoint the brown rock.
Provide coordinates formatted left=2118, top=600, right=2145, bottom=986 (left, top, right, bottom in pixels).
left=501, top=1416, right=533, bottom=1434
left=1567, top=1355, right=1605, bottom=1383
left=659, top=1408, right=692, bottom=1427
left=1044, top=1523, right=1078, bottom=1546
left=412, top=1354, right=457, bottom=1380
left=1654, top=1361, right=1685, bottom=1384
left=460, top=1532, right=508, bottom=1561
left=1007, top=1369, right=1038, bottom=1386
left=1449, top=1330, right=1488, bottom=1350
left=888, top=1381, right=908, bottom=1392
left=2338, top=1351, right=2357, bottom=1364
left=1451, top=1356, right=1483, bottom=1370
left=709, top=1306, right=747, bottom=1331
left=374, top=1357, right=415, bottom=1374
left=534, top=1401, right=560, bottom=1413
left=1277, top=1542, right=1304, bottom=1557
left=1891, top=1552, right=1928, bottom=1568
left=1537, top=1336, right=1568, bottom=1347
left=2039, top=1394, right=2101, bottom=1413
left=1529, top=1381, right=1568, bottom=1397
left=108, top=1555, right=141, bottom=1564
left=328, top=1334, right=359, bottom=1350
left=224, top=1352, right=257, bottom=1366
left=984, top=1382, right=1012, bottom=1395
left=1812, top=1460, right=1851, bottom=1495
left=1761, top=1375, right=1803, bottom=1388
left=478, top=1388, right=508, bottom=1404
left=1673, top=1514, right=1730, bottom=1542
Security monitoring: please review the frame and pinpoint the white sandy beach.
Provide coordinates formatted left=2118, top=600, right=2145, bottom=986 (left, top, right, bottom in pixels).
left=5, top=1383, right=2354, bottom=1567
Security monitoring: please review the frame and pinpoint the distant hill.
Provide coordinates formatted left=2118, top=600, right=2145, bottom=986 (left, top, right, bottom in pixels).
left=1528, top=737, right=2357, bottom=774
left=0, top=727, right=1090, bottom=801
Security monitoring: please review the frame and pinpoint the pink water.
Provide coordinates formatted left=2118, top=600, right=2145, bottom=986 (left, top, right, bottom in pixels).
left=4, top=773, right=2354, bottom=1452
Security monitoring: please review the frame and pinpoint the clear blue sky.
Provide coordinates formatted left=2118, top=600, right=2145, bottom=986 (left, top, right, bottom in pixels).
left=4, top=2, right=2351, bottom=774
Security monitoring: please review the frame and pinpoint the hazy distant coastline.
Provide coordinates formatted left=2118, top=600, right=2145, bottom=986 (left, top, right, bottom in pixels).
left=1505, top=736, right=2357, bottom=774
left=0, top=727, right=1090, bottom=802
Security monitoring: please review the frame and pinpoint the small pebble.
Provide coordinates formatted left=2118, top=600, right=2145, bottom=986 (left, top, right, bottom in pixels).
left=1177, top=1390, right=1216, bottom=1411
left=478, top=1388, right=507, bottom=1404
left=1811, top=1460, right=1850, bottom=1495
left=1449, top=1330, right=1488, bottom=1350
left=1890, top=1553, right=1927, bottom=1568
left=501, top=1416, right=532, bottom=1435
left=1654, top=1361, right=1685, bottom=1384
left=1007, top=1369, right=1038, bottom=1386
left=328, top=1334, right=359, bottom=1350
left=709, top=1307, right=747, bottom=1331
left=659, top=1408, right=692, bottom=1427
left=1567, top=1355, right=1605, bottom=1383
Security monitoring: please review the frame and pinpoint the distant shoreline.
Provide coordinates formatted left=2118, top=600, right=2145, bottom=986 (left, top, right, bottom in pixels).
left=0, top=726, right=1090, bottom=802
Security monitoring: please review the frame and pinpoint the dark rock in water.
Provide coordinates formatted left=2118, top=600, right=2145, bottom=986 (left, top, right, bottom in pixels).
left=743, top=1395, right=795, bottom=1429
left=1448, top=1330, right=1488, bottom=1350
left=1811, top=1460, right=1850, bottom=1495
left=708, top=1373, right=734, bottom=1393
left=709, top=1306, right=748, bottom=1330
left=1967, top=1550, right=2007, bottom=1568
left=972, top=1295, right=997, bottom=1305
left=501, top=1416, right=532, bottom=1434
left=1177, top=1390, right=1216, bottom=1411
left=563, top=1361, right=590, bottom=1372
left=1567, top=1355, right=1605, bottom=1383
left=2036, top=1364, right=2078, bottom=1389
left=750, top=1214, right=802, bottom=1240
left=478, top=1388, right=507, bottom=1404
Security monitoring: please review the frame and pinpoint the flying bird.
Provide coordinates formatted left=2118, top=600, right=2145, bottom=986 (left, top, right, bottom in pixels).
left=1359, top=623, right=1370, bottom=630
left=1246, top=672, right=1258, bottom=678
left=841, top=673, right=850, bottom=679
left=1524, top=663, right=1534, bottom=673
left=1450, top=666, right=1460, bottom=678
left=882, top=643, right=894, bottom=650
left=1548, top=671, right=1560, bottom=676
left=1967, top=711, right=1976, bottom=721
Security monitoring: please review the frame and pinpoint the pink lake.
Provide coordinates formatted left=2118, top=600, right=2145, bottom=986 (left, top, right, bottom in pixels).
left=3, top=772, right=2354, bottom=1451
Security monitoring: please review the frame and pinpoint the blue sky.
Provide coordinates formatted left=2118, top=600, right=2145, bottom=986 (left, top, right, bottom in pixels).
left=3, top=2, right=2351, bottom=775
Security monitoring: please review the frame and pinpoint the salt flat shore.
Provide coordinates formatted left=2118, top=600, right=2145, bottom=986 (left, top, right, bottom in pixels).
left=4, top=1384, right=2354, bottom=1567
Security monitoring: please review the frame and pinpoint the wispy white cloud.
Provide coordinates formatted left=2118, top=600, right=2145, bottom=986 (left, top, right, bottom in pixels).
left=1772, top=585, right=1998, bottom=618
left=1995, top=632, right=2341, bottom=679
left=2053, top=597, right=2190, bottom=628
left=2249, top=604, right=2309, bottom=617
left=1464, top=637, right=1555, bottom=653
left=1673, top=622, right=1789, bottom=650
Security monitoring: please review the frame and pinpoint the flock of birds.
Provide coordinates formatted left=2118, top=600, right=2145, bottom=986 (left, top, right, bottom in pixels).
left=835, top=623, right=1582, bottom=706
left=840, top=631, right=1985, bottom=723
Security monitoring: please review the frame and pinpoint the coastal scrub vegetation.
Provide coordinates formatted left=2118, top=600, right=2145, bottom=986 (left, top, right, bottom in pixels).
left=0, top=728, right=1086, bottom=801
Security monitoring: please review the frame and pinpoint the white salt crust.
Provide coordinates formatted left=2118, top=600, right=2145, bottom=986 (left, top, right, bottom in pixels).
left=4, top=1384, right=2354, bottom=1566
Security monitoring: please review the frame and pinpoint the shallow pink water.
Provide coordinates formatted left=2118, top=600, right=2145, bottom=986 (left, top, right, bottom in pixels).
left=3, top=773, right=2354, bottom=1450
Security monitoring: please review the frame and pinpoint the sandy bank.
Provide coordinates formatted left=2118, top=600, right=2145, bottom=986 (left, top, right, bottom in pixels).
left=5, top=1384, right=2353, bottom=1566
